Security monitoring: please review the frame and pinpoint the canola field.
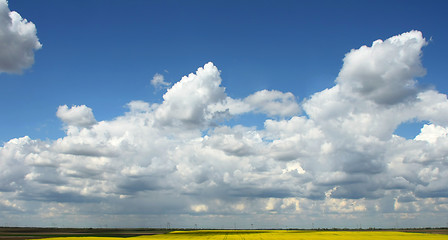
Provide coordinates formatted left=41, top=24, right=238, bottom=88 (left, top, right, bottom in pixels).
left=39, top=230, right=448, bottom=240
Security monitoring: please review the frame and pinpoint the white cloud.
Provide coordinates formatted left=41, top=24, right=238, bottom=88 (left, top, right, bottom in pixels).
left=151, top=73, right=171, bottom=89
left=415, top=90, right=448, bottom=126
left=211, top=89, right=300, bottom=118
left=245, top=90, right=300, bottom=117
left=56, top=105, right=97, bottom=128
left=415, top=124, right=448, bottom=143
left=1, top=30, right=448, bottom=227
left=126, top=100, right=152, bottom=114
left=204, top=125, right=263, bottom=157
left=337, top=30, right=426, bottom=105
left=155, top=62, right=227, bottom=128
left=0, top=0, right=41, bottom=74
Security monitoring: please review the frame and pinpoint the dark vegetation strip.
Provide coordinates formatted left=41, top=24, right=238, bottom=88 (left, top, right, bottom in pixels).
left=0, top=227, right=170, bottom=239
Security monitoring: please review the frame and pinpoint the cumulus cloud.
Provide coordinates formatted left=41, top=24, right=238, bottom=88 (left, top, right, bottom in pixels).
left=415, top=124, right=448, bottom=144
left=1, top=31, right=448, bottom=228
left=0, top=0, right=41, bottom=74
left=56, top=105, right=97, bottom=128
left=155, top=62, right=227, bottom=128
left=337, top=30, right=426, bottom=105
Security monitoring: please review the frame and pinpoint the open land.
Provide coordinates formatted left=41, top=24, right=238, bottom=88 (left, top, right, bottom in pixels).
left=0, top=228, right=169, bottom=240
left=1, top=228, right=447, bottom=240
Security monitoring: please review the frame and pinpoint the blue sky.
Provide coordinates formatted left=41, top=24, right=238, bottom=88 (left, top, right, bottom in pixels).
left=3, top=0, right=448, bottom=141
left=1, top=0, right=448, bottom=228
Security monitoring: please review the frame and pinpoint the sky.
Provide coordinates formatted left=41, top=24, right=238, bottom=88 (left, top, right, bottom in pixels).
left=1, top=0, right=448, bottom=229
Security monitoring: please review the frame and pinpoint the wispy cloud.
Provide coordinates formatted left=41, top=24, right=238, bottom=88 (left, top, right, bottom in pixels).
left=151, top=73, right=171, bottom=89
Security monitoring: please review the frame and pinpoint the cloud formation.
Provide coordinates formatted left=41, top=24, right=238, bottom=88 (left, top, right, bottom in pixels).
left=1, top=30, right=448, bottom=228
left=56, top=105, right=97, bottom=128
left=155, top=62, right=227, bottom=128
left=0, top=0, right=41, bottom=74
left=151, top=73, right=171, bottom=89
left=244, top=90, right=300, bottom=117
left=337, top=31, right=426, bottom=105
left=212, top=90, right=300, bottom=118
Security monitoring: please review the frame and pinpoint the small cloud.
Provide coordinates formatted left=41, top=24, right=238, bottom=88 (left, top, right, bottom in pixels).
left=56, top=105, right=97, bottom=128
left=151, top=73, right=171, bottom=89
left=126, top=100, right=151, bottom=114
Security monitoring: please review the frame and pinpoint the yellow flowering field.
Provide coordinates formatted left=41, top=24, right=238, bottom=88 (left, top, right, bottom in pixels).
left=39, top=230, right=448, bottom=240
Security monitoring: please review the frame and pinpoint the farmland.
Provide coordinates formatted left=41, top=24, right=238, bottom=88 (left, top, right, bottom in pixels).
left=139, top=230, right=448, bottom=240
left=1, top=229, right=447, bottom=240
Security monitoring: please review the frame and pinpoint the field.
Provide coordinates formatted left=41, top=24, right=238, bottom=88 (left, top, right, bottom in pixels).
left=2, top=229, right=448, bottom=240
left=138, top=230, right=448, bottom=240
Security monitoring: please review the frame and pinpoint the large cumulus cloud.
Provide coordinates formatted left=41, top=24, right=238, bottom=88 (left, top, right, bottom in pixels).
left=337, top=30, right=426, bottom=105
left=1, top=30, right=448, bottom=228
left=0, top=0, right=41, bottom=74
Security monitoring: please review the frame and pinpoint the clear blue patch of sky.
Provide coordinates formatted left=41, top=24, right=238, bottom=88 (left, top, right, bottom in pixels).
left=394, top=120, right=429, bottom=140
